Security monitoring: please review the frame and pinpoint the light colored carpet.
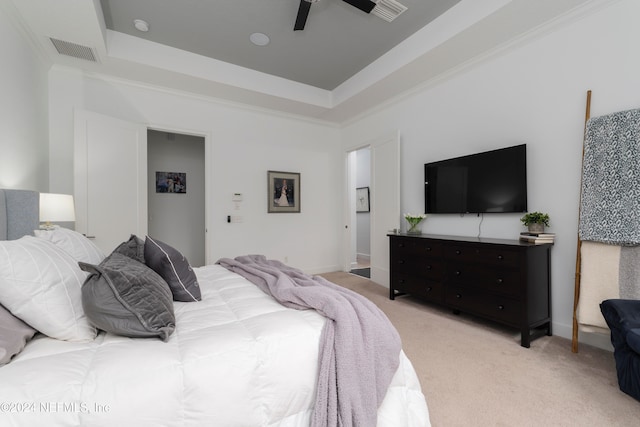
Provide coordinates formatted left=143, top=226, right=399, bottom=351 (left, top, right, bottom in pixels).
left=320, top=271, right=640, bottom=427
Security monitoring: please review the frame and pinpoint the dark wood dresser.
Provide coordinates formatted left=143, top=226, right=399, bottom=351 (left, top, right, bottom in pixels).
left=388, top=233, right=552, bottom=347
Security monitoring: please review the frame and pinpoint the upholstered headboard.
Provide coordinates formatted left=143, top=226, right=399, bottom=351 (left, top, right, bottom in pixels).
left=0, top=189, right=39, bottom=241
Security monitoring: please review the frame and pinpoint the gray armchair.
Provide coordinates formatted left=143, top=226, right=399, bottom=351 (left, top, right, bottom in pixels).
left=600, top=299, right=640, bottom=401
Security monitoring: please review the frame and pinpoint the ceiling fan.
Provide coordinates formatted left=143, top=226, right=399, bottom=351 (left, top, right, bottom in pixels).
left=294, top=0, right=377, bottom=31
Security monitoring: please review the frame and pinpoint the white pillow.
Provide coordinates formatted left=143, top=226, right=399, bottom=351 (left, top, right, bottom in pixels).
left=34, top=226, right=105, bottom=264
left=0, top=236, right=97, bottom=342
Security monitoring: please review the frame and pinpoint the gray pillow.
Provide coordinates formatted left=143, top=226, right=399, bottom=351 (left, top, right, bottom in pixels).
left=0, top=303, right=37, bottom=366
left=144, top=236, right=201, bottom=302
left=80, top=252, right=175, bottom=342
left=114, top=234, right=146, bottom=264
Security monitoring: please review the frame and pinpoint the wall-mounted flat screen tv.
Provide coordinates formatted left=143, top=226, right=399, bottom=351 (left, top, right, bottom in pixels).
left=424, top=144, right=527, bottom=214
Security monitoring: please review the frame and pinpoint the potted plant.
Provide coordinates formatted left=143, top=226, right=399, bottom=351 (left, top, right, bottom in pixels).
left=520, top=211, right=550, bottom=233
left=404, top=213, right=426, bottom=234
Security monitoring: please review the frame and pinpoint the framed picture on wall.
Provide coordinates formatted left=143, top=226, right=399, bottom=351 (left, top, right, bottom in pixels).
left=356, top=187, right=370, bottom=212
left=268, top=170, right=300, bottom=213
left=156, top=172, right=186, bottom=193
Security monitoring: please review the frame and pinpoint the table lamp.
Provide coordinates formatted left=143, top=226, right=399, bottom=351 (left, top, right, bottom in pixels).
left=39, top=193, right=75, bottom=229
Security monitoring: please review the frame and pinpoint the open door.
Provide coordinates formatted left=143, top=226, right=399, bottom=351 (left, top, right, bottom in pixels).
left=74, top=110, right=147, bottom=254
left=369, top=133, right=400, bottom=286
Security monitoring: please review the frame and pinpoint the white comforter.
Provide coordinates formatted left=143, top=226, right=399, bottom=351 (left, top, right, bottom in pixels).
left=0, top=265, right=429, bottom=426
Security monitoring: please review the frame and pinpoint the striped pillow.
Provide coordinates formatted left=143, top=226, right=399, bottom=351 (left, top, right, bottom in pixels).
left=144, top=236, right=201, bottom=302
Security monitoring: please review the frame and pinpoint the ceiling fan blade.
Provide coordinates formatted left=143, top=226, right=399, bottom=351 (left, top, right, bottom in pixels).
left=294, top=0, right=312, bottom=31
left=342, top=0, right=377, bottom=14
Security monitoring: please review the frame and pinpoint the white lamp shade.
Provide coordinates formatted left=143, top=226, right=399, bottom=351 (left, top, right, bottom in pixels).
left=39, top=193, right=76, bottom=222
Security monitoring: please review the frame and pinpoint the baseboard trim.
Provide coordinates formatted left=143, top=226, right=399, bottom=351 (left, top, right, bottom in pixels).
left=553, top=322, right=612, bottom=352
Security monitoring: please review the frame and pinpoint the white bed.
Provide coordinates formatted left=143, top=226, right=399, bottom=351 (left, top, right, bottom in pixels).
left=0, top=189, right=430, bottom=426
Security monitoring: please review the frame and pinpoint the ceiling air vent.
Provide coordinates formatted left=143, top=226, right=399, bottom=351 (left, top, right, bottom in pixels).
left=372, top=0, right=408, bottom=22
left=50, top=38, right=97, bottom=62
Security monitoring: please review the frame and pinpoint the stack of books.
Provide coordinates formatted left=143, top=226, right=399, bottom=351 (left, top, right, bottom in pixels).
left=519, top=232, right=555, bottom=244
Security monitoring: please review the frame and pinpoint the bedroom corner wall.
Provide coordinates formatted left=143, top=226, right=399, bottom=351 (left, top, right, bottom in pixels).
left=0, top=1, right=49, bottom=192
left=341, top=0, right=640, bottom=350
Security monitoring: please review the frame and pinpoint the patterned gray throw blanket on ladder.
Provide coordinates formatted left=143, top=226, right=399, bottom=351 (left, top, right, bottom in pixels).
left=579, top=108, right=640, bottom=245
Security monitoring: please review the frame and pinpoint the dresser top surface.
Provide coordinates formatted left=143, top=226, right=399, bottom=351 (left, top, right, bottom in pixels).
left=387, top=232, right=551, bottom=247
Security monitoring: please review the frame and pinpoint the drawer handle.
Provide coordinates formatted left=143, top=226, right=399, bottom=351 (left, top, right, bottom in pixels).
left=399, top=260, right=405, bottom=264
left=455, top=250, right=461, bottom=255
left=426, top=247, right=432, bottom=251
left=426, top=265, right=432, bottom=270
left=498, top=305, right=505, bottom=310
left=398, top=243, right=404, bottom=248
left=497, top=255, right=504, bottom=260
left=455, top=271, right=461, bottom=276
left=426, top=286, right=432, bottom=292
left=456, top=294, right=462, bottom=299
left=399, top=279, right=406, bottom=284
left=496, top=278, right=504, bottom=285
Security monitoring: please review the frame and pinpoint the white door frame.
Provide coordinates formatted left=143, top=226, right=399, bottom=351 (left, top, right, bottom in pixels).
left=344, top=149, right=361, bottom=271
left=343, top=131, right=400, bottom=286
left=147, top=124, right=212, bottom=264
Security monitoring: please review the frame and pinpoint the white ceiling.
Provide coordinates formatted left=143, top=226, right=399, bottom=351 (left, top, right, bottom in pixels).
left=4, top=0, right=600, bottom=123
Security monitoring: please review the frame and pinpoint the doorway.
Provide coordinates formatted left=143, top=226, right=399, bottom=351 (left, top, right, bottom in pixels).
left=344, top=132, right=400, bottom=287
left=351, top=147, right=371, bottom=278
left=147, top=130, right=206, bottom=266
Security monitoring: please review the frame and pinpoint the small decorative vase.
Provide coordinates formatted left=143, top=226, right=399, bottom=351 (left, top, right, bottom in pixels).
left=407, top=219, right=423, bottom=235
left=528, top=223, right=544, bottom=233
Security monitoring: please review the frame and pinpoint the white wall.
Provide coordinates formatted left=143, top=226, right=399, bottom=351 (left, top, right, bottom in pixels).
left=0, top=3, right=49, bottom=191
left=48, top=67, right=342, bottom=273
left=342, top=0, right=640, bottom=348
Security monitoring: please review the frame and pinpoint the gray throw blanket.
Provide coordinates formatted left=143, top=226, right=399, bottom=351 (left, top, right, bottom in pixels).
left=579, top=108, right=640, bottom=245
left=619, top=245, right=640, bottom=299
left=217, top=255, right=402, bottom=427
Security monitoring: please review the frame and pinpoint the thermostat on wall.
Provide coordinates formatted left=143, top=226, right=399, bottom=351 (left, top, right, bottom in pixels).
left=232, top=193, right=243, bottom=202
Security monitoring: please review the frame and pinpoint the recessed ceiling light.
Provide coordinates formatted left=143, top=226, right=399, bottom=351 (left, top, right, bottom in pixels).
left=134, top=19, right=149, bottom=32
left=250, top=32, right=270, bottom=46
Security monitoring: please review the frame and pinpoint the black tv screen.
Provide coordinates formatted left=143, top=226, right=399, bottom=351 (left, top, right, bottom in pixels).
left=424, top=144, right=527, bottom=214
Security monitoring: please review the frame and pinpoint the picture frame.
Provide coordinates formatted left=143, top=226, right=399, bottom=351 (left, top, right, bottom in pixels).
left=268, top=171, right=301, bottom=213
left=356, top=187, right=370, bottom=212
left=156, top=171, right=186, bottom=193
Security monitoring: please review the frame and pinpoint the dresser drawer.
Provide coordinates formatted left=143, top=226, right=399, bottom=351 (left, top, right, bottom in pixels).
left=421, top=260, right=444, bottom=280
left=392, top=273, right=443, bottom=303
left=445, top=285, right=520, bottom=325
left=444, top=244, right=519, bottom=267
left=446, top=264, right=520, bottom=297
left=391, top=237, right=443, bottom=257
left=389, top=253, right=436, bottom=278
left=391, top=254, right=443, bottom=279
left=391, top=237, right=443, bottom=277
